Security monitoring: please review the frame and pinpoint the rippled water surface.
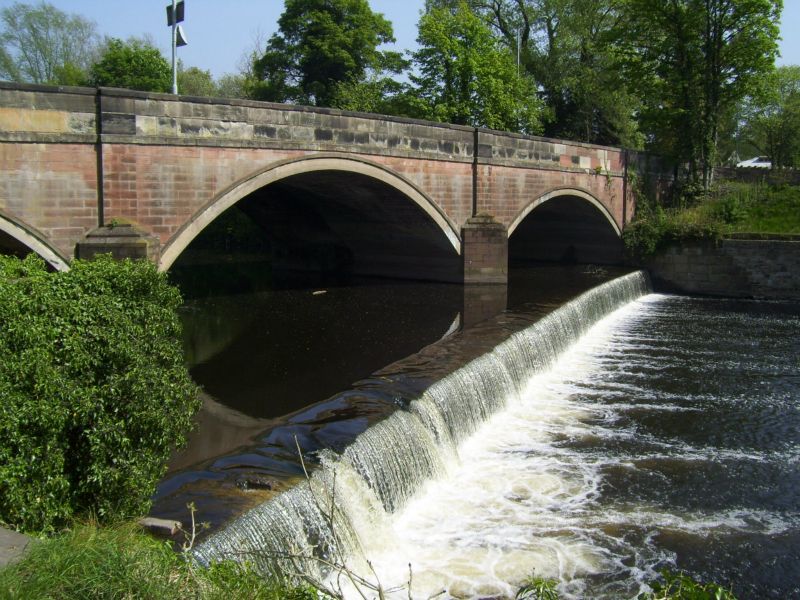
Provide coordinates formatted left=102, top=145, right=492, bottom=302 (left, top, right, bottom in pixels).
left=356, top=294, right=800, bottom=599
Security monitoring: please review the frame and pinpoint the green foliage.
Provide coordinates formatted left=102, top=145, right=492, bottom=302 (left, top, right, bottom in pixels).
left=620, top=0, right=782, bottom=188
left=215, top=73, right=250, bottom=99
left=0, top=1, right=98, bottom=84
left=331, top=70, right=422, bottom=117
left=623, top=203, right=723, bottom=259
left=177, top=62, right=216, bottom=97
left=623, top=180, right=800, bottom=258
left=740, top=65, right=800, bottom=168
left=639, top=571, right=737, bottom=600
left=515, top=574, right=560, bottom=599
left=412, top=1, right=544, bottom=133
left=476, top=0, right=642, bottom=146
left=0, top=520, right=319, bottom=599
left=0, top=255, right=199, bottom=533
left=89, top=37, right=171, bottom=93
left=252, top=0, right=401, bottom=107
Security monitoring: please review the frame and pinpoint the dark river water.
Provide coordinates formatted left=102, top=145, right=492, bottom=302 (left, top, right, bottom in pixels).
left=159, top=268, right=800, bottom=599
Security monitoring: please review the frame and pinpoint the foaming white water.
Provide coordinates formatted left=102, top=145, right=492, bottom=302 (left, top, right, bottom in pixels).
left=331, top=292, right=654, bottom=599
left=329, top=290, right=800, bottom=599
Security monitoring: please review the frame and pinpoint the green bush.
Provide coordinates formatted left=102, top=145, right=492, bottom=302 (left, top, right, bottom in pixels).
left=622, top=206, right=721, bottom=259
left=624, top=181, right=800, bottom=259
left=0, top=520, right=318, bottom=599
left=0, top=255, right=199, bottom=533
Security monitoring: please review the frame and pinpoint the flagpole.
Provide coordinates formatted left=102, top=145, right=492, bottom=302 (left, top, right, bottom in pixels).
left=171, top=0, right=177, bottom=94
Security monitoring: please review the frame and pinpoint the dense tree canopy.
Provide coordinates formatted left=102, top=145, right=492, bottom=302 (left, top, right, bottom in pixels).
left=412, top=1, right=544, bottom=132
left=621, top=0, right=782, bottom=186
left=177, top=62, right=216, bottom=97
left=252, top=0, right=404, bottom=107
left=741, top=65, right=800, bottom=168
left=0, top=1, right=98, bottom=85
left=88, top=38, right=171, bottom=93
left=474, top=0, right=642, bottom=146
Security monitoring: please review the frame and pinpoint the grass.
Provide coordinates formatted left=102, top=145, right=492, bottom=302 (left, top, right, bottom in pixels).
left=623, top=180, right=800, bottom=258
left=0, top=520, right=318, bottom=600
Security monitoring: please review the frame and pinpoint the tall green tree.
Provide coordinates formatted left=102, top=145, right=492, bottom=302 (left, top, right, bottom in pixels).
left=472, top=0, right=641, bottom=146
left=0, top=1, right=98, bottom=85
left=741, top=65, right=800, bottom=168
left=252, top=0, right=403, bottom=107
left=620, top=0, right=782, bottom=188
left=88, top=38, right=171, bottom=93
left=412, top=1, right=544, bottom=133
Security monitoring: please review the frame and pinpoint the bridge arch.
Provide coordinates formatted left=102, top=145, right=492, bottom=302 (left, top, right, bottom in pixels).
left=0, top=211, right=70, bottom=271
left=508, top=187, right=623, bottom=266
left=159, top=154, right=461, bottom=272
left=508, top=187, right=621, bottom=238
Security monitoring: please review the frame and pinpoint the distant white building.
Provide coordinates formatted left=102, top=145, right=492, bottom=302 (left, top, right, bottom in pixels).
left=736, top=156, right=772, bottom=169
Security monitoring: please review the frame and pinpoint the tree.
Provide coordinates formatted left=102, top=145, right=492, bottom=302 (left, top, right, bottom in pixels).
left=620, top=0, right=782, bottom=188
left=741, top=65, right=800, bottom=168
left=473, top=0, right=642, bottom=147
left=177, top=62, right=216, bottom=97
left=412, top=1, right=544, bottom=133
left=215, top=73, right=250, bottom=99
left=330, top=71, right=422, bottom=116
left=251, top=0, right=403, bottom=107
left=89, top=38, right=171, bottom=93
left=0, top=1, right=98, bottom=85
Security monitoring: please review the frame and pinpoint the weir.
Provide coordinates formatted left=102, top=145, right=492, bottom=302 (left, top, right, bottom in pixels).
left=191, top=271, right=651, bottom=590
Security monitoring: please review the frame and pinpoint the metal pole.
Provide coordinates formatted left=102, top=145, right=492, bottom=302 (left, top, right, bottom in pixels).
left=171, top=0, right=177, bottom=94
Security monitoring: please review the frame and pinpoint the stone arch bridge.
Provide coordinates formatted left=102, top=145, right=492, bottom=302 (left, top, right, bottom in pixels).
left=0, top=83, right=642, bottom=284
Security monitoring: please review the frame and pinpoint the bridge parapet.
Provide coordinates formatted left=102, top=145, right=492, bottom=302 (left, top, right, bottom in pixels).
left=0, top=83, right=625, bottom=172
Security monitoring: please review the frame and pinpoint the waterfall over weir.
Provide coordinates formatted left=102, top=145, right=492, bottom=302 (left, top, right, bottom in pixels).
left=192, top=271, right=651, bottom=593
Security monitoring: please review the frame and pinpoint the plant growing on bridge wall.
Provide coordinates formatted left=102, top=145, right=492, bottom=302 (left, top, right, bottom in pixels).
left=0, top=254, right=199, bottom=533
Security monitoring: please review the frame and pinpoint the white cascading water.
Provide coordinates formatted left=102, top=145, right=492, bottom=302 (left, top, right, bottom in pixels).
left=193, top=271, right=652, bottom=597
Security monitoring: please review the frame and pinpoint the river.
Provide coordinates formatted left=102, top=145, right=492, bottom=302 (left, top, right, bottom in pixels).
left=162, top=268, right=800, bottom=599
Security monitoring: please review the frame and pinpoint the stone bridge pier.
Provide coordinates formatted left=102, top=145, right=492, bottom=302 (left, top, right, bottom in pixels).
left=0, top=83, right=659, bottom=285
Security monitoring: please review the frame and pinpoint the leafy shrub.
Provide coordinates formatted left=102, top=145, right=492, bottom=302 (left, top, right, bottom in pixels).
left=625, top=181, right=800, bottom=258
left=0, top=255, right=199, bottom=533
left=622, top=206, right=722, bottom=260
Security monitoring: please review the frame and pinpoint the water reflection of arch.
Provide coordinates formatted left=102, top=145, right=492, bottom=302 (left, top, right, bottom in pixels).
left=0, top=210, right=70, bottom=271
left=508, top=187, right=624, bottom=265
left=159, top=154, right=462, bottom=273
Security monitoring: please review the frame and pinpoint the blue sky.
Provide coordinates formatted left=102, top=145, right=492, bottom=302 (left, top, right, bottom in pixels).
left=0, top=0, right=797, bottom=78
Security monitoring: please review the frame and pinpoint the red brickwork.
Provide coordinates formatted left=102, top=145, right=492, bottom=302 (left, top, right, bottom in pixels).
left=0, top=142, right=97, bottom=259
left=0, top=85, right=646, bottom=280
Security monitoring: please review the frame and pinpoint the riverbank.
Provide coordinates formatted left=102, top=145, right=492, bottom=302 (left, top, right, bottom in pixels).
left=644, top=236, right=800, bottom=299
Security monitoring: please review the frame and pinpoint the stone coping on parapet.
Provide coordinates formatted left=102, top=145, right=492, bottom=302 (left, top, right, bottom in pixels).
left=0, top=80, right=634, bottom=155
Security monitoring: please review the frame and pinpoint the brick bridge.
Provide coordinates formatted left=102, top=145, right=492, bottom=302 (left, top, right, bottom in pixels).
left=0, top=83, right=641, bottom=284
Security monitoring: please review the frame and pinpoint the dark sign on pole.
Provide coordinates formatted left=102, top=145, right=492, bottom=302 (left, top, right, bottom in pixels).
left=166, top=0, right=184, bottom=26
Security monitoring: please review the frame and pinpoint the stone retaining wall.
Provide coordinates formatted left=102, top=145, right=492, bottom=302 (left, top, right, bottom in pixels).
left=646, top=239, right=800, bottom=299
